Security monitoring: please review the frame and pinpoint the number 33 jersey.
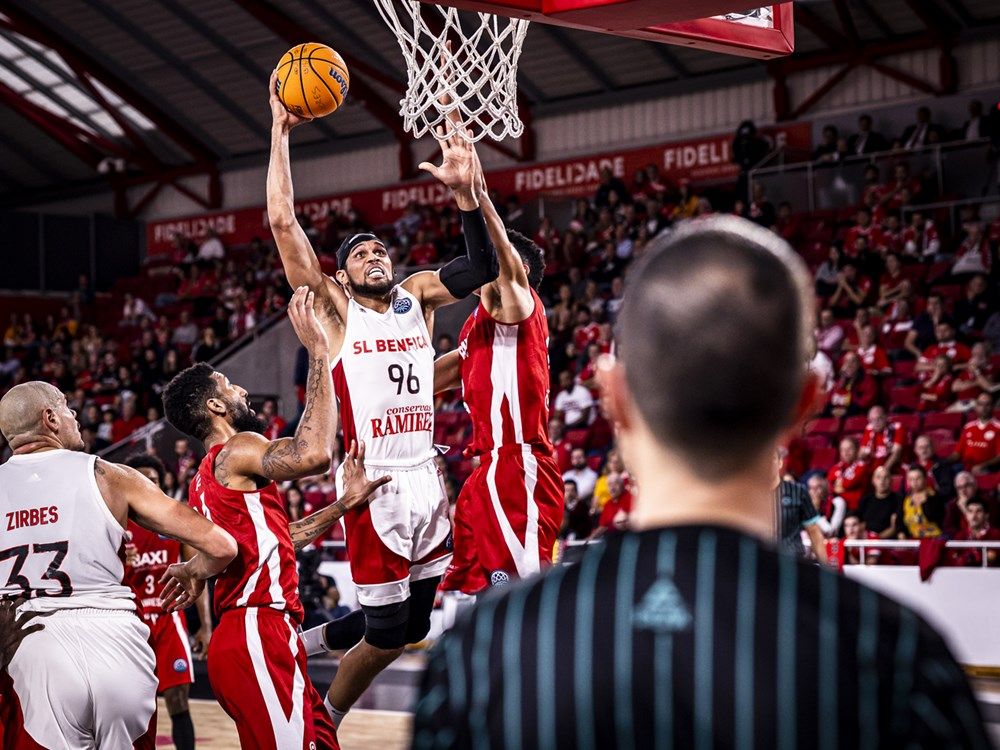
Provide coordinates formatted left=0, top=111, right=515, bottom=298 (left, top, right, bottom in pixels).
left=0, top=449, right=135, bottom=612
left=333, top=285, right=435, bottom=465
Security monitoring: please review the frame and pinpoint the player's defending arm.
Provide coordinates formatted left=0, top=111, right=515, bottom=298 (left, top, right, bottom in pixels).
left=95, top=460, right=237, bottom=610
left=180, top=542, right=214, bottom=658
left=471, top=146, right=535, bottom=320
left=289, top=440, right=391, bottom=551
left=219, top=287, right=337, bottom=482
left=403, top=127, right=499, bottom=310
left=267, top=72, right=347, bottom=326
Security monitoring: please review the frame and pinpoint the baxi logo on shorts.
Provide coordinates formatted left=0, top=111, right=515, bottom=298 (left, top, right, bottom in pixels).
left=489, top=570, right=510, bottom=587
left=393, top=297, right=412, bottom=314
left=173, top=658, right=188, bottom=673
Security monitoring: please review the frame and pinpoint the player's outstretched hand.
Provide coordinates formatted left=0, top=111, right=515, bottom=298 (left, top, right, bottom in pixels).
left=192, top=625, right=212, bottom=660
left=159, top=562, right=206, bottom=613
left=418, top=125, right=477, bottom=198
left=0, top=596, right=48, bottom=671
left=288, top=286, right=329, bottom=356
left=269, top=69, right=310, bottom=131
left=340, top=440, right=392, bottom=510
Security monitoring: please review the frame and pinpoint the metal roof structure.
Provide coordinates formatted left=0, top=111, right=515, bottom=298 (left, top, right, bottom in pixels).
left=0, top=0, right=997, bottom=213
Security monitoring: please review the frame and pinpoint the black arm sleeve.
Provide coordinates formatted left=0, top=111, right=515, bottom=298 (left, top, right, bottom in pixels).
left=437, top=207, right=500, bottom=299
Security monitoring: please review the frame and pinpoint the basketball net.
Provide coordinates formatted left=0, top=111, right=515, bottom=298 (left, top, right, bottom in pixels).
left=373, top=0, right=529, bottom=143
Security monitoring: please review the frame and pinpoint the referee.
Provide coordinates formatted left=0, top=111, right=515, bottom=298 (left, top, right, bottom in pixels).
left=776, top=468, right=827, bottom=564
left=412, top=217, right=990, bottom=749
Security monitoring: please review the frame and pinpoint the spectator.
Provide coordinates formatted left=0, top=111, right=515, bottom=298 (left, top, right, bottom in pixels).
left=943, top=470, right=981, bottom=536
left=197, top=228, right=225, bottom=261
left=260, top=398, right=287, bottom=441
left=918, top=354, right=955, bottom=412
left=858, top=465, right=901, bottom=538
left=827, top=352, right=878, bottom=418
left=435, top=334, right=454, bottom=356
left=595, top=472, right=631, bottom=532
left=949, top=499, right=1000, bottom=567
left=553, top=370, right=594, bottom=429
left=854, top=324, right=892, bottom=378
left=877, top=254, right=907, bottom=307
left=905, top=293, right=945, bottom=359
left=952, top=221, right=990, bottom=276
left=950, top=393, right=1000, bottom=474
left=897, top=465, right=944, bottom=538
left=951, top=341, right=998, bottom=410
left=908, top=435, right=949, bottom=493
left=827, top=436, right=871, bottom=510
left=828, top=263, right=871, bottom=317
left=807, top=473, right=845, bottom=537
left=814, top=246, right=842, bottom=297
left=285, top=485, right=308, bottom=523
left=111, top=397, right=146, bottom=443
left=901, top=209, right=941, bottom=260
left=121, top=294, right=154, bottom=326
left=171, top=310, right=199, bottom=348
left=960, top=100, right=986, bottom=141
left=844, top=207, right=887, bottom=256
left=407, top=230, right=438, bottom=266
left=559, top=479, right=593, bottom=541
left=810, top=339, right=835, bottom=394
left=562, top=447, right=598, bottom=503
left=812, top=125, right=840, bottom=162
left=901, top=106, right=943, bottom=150
left=592, top=449, right=629, bottom=511
left=848, top=114, right=888, bottom=155
left=319, top=584, right=353, bottom=621
left=815, top=308, right=845, bottom=358
left=192, top=327, right=222, bottom=363
left=731, top=120, right=769, bottom=198
left=836, top=512, right=883, bottom=566
left=548, top=417, right=572, bottom=472
left=747, top=183, right=775, bottom=228
left=859, top=406, right=907, bottom=472
left=917, top=320, right=970, bottom=372
left=879, top=163, right=921, bottom=210
left=593, top=166, right=629, bottom=208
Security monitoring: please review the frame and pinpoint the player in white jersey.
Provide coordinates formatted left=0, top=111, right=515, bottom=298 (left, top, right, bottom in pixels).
left=0, top=381, right=236, bottom=749
left=268, top=75, right=499, bottom=726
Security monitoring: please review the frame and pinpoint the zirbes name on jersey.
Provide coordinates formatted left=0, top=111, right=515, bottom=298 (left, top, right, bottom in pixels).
left=370, top=404, right=434, bottom=439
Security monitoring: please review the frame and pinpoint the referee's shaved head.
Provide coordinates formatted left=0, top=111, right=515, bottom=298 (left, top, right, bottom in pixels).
left=617, top=216, right=814, bottom=480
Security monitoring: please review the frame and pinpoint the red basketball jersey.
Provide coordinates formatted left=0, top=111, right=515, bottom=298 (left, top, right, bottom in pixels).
left=458, top=290, right=554, bottom=457
left=123, top=521, right=182, bottom=620
left=188, top=443, right=304, bottom=624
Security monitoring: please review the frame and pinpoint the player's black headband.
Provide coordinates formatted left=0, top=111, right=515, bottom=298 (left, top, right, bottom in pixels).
left=337, top=232, right=381, bottom=269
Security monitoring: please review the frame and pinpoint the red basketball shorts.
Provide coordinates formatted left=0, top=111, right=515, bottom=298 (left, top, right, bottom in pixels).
left=208, top=608, right=338, bottom=750
left=442, top=447, right=564, bottom=594
left=145, top=610, right=194, bottom=693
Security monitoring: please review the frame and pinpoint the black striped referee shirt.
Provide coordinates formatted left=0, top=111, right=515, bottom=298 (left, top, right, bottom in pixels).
left=412, top=524, right=990, bottom=749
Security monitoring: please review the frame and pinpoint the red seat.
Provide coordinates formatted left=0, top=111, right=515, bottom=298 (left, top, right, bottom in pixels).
left=934, top=284, right=963, bottom=304
left=806, top=417, right=841, bottom=436
left=842, top=416, right=868, bottom=433
left=802, top=435, right=830, bottom=451
left=925, top=428, right=956, bottom=446
left=586, top=455, right=603, bottom=471
left=976, top=473, right=1000, bottom=492
left=922, top=412, right=964, bottom=432
left=893, top=360, right=917, bottom=379
left=925, top=261, right=952, bottom=285
left=888, top=385, right=920, bottom=412
left=891, top=476, right=904, bottom=493
left=565, top=429, right=589, bottom=450
left=808, top=447, right=837, bottom=471
left=892, top=413, right=922, bottom=433
left=935, top=439, right=957, bottom=460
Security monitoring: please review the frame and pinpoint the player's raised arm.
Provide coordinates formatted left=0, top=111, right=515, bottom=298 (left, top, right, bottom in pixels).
left=219, top=287, right=337, bottom=482
left=402, top=127, right=499, bottom=310
left=267, top=71, right=347, bottom=325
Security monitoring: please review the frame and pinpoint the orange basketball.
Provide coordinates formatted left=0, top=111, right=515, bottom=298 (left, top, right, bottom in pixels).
left=275, top=43, right=350, bottom=119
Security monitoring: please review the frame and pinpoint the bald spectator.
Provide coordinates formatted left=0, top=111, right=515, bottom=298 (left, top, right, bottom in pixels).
left=943, top=471, right=981, bottom=536
left=858, top=466, right=901, bottom=538
left=828, top=437, right=871, bottom=511
left=859, top=406, right=907, bottom=474
left=908, top=435, right=948, bottom=494
left=563, top=448, right=598, bottom=503
left=950, top=393, right=1000, bottom=474
left=596, top=472, right=632, bottom=532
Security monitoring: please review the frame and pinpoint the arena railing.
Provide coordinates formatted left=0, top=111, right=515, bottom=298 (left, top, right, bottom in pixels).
left=748, top=137, right=994, bottom=214
left=843, top=539, right=1000, bottom=567
left=899, top=194, right=1000, bottom=238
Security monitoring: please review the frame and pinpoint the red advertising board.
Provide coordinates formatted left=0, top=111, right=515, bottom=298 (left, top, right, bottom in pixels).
left=147, top=121, right=810, bottom=256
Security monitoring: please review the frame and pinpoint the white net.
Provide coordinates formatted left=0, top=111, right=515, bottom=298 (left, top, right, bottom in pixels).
left=373, top=0, right=529, bottom=143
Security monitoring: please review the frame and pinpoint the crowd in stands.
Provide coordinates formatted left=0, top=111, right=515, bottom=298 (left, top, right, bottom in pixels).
left=2, top=98, right=999, bottom=577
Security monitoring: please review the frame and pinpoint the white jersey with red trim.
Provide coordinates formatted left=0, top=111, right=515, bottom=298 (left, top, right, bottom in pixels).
left=0, top=449, right=134, bottom=612
left=332, top=285, right=435, bottom=465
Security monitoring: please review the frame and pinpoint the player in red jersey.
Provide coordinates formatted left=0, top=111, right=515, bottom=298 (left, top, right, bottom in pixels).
left=434, top=146, right=564, bottom=593
left=123, top=453, right=211, bottom=750
left=162, top=288, right=388, bottom=750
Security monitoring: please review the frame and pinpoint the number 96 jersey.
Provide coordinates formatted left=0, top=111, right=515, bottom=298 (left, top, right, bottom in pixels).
left=332, top=286, right=435, bottom=464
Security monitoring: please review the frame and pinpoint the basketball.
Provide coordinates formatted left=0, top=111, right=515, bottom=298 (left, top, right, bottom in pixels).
left=275, top=43, right=350, bottom=119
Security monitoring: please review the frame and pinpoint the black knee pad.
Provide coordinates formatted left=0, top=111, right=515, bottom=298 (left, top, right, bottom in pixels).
left=404, top=576, right=440, bottom=645
left=362, top=599, right=410, bottom=650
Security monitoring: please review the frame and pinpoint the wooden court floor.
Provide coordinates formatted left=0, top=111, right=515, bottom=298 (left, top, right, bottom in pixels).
left=158, top=698, right=412, bottom=749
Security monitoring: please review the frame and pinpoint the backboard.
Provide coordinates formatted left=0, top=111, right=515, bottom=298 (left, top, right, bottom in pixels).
left=425, top=1, right=794, bottom=60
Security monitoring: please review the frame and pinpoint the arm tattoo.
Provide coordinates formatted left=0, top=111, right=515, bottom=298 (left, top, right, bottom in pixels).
left=290, top=500, right=347, bottom=551
left=260, top=354, right=330, bottom=479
